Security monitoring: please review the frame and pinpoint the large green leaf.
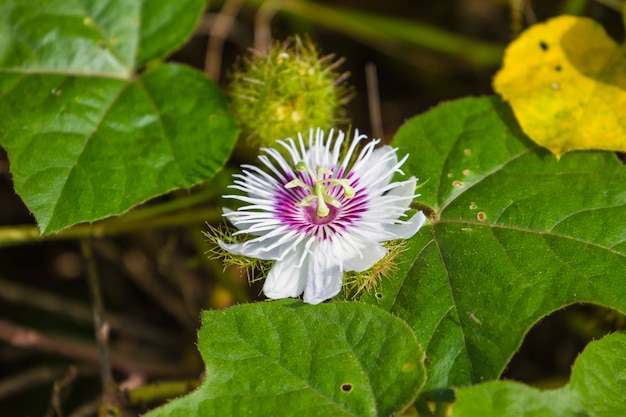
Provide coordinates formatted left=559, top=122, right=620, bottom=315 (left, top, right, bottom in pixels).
left=0, top=0, right=238, bottom=234
left=360, top=96, right=626, bottom=395
left=144, top=300, right=425, bottom=417
left=452, top=332, right=626, bottom=416
left=0, top=0, right=205, bottom=75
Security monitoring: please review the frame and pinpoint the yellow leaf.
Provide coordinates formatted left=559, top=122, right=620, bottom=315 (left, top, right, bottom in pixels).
left=493, top=15, right=626, bottom=158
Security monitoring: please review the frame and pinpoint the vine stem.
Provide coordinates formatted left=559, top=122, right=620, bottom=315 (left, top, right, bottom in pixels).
left=252, top=0, right=504, bottom=67
left=0, top=208, right=221, bottom=247
left=80, top=239, right=118, bottom=416
left=126, top=379, right=201, bottom=405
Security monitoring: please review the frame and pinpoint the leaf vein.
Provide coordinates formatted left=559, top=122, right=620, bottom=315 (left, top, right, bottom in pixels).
left=75, top=0, right=130, bottom=71
left=433, top=226, right=476, bottom=383
left=47, top=83, right=129, bottom=227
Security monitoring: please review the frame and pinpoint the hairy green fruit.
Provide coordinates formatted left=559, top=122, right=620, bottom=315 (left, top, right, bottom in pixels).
left=229, top=36, right=352, bottom=147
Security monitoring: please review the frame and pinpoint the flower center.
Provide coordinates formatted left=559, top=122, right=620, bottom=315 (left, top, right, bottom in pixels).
left=285, top=161, right=355, bottom=218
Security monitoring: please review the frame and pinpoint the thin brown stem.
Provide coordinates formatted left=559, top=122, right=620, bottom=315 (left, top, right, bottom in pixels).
left=81, top=239, right=113, bottom=390
left=46, top=366, right=78, bottom=417
left=254, top=1, right=279, bottom=52
left=0, top=366, right=68, bottom=401
left=0, top=318, right=196, bottom=377
left=523, top=0, right=537, bottom=24
left=365, top=62, right=383, bottom=140
left=205, top=0, right=244, bottom=82
left=0, top=277, right=180, bottom=349
left=94, top=242, right=195, bottom=329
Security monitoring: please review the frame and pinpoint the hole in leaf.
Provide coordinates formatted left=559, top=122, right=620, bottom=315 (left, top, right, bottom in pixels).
left=375, top=293, right=383, bottom=299
left=502, top=304, right=626, bottom=384
left=539, top=41, right=549, bottom=51
left=341, top=383, right=353, bottom=392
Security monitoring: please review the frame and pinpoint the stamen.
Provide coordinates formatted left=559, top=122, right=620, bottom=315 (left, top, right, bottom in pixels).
left=327, top=178, right=355, bottom=198
left=296, top=161, right=315, bottom=179
left=285, top=178, right=310, bottom=190
left=286, top=161, right=356, bottom=217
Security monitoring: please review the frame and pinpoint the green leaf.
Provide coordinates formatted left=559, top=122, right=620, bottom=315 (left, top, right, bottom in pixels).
left=144, top=300, right=426, bottom=417
left=570, top=332, right=626, bottom=415
left=360, top=96, right=626, bottom=395
left=0, top=0, right=238, bottom=234
left=0, top=0, right=205, bottom=74
left=454, top=382, right=575, bottom=417
left=452, top=332, right=626, bottom=416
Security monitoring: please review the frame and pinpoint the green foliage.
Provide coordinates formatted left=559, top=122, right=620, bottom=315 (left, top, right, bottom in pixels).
left=144, top=300, right=425, bottom=416
left=359, top=96, right=626, bottom=395
left=0, top=0, right=238, bottom=234
left=452, top=332, right=626, bottom=416
left=148, top=91, right=626, bottom=412
left=1, top=1, right=624, bottom=415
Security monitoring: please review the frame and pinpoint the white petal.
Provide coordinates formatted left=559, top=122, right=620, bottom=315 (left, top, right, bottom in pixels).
left=363, top=178, right=417, bottom=220
left=222, top=208, right=267, bottom=236
left=302, top=248, right=343, bottom=304
left=384, top=211, right=427, bottom=239
left=352, top=146, right=398, bottom=191
left=263, top=254, right=307, bottom=300
left=386, top=177, right=417, bottom=204
left=340, top=236, right=387, bottom=272
left=218, top=237, right=285, bottom=261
